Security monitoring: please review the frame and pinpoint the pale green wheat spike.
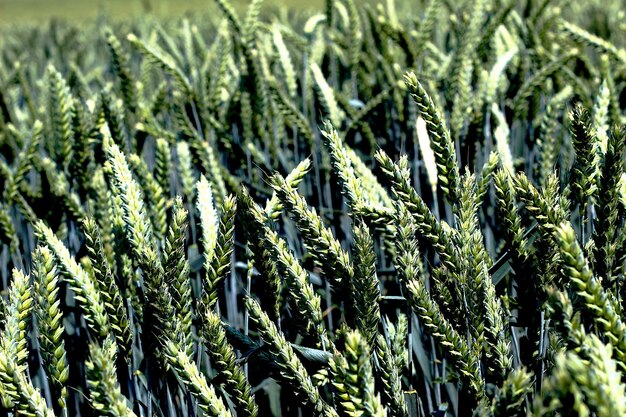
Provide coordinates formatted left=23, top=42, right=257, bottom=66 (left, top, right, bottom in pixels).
left=163, top=339, right=233, bottom=417
left=213, top=0, right=243, bottom=34
left=239, top=187, right=331, bottom=349
left=272, top=24, right=297, bottom=99
left=536, top=86, right=574, bottom=187
left=40, top=156, right=86, bottom=222
left=163, top=197, right=193, bottom=356
left=9, top=371, right=56, bottom=417
left=493, top=170, right=529, bottom=273
left=538, top=335, right=626, bottom=417
left=36, top=221, right=110, bottom=338
left=33, top=247, right=69, bottom=410
left=321, top=122, right=364, bottom=208
left=202, top=310, right=258, bottom=417
left=128, top=153, right=168, bottom=242
left=203, top=195, right=236, bottom=312
left=351, top=221, right=381, bottom=346
left=8, top=119, right=42, bottom=203
left=105, top=28, right=138, bottom=114
left=388, top=314, right=408, bottom=371
left=559, top=19, right=626, bottom=65
left=545, top=288, right=587, bottom=352
left=245, top=297, right=338, bottom=417
left=194, top=139, right=228, bottom=207
left=82, top=218, right=132, bottom=353
left=513, top=172, right=566, bottom=237
left=176, top=141, right=196, bottom=202
left=330, top=330, right=386, bottom=417
left=106, top=135, right=177, bottom=344
left=154, top=138, right=174, bottom=199
left=105, top=135, right=160, bottom=270
left=449, top=0, right=486, bottom=139
left=197, top=174, right=219, bottom=262
left=592, top=127, right=625, bottom=282
left=311, top=63, right=344, bottom=127
left=374, top=335, right=408, bottom=417
left=404, top=72, right=460, bottom=203
left=269, top=171, right=354, bottom=288
left=376, top=150, right=459, bottom=274
left=345, top=145, right=393, bottom=209
left=46, top=64, right=74, bottom=169
left=127, top=33, right=194, bottom=99
left=593, top=80, right=611, bottom=155
left=489, top=368, right=533, bottom=417
left=265, top=158, right=311, bottom=220
left=0, top=268, right=33, bottom=407
left=345, top=0, right=363, bottom=70
left=394, top=204, right=484, bottom=400
left=554, top=222, right=626, bottom=371
left=242, top=0, right=264, bottom=48
left=86, top=337, right=138, bottom=417
left=154, top=138, right=172, bottom=194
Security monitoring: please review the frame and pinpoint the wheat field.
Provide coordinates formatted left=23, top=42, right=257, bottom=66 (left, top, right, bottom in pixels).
left=0, top=0, right=625, bottom=416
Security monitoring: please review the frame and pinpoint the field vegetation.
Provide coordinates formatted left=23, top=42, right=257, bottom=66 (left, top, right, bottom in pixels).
left=0, top=0, right=625, bottom=416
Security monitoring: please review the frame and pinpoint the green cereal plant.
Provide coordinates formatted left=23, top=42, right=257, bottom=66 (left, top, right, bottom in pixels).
left=0, top=1, right=625, bottom=416
left=86, top=337, right=138, bottom=417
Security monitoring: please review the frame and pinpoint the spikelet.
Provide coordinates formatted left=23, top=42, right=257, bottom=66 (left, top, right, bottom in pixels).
left=245, top=296, right=337, bottom=417
left=203, top=195, right=236, bottom=312
left=36, top=221, right=111, bottom=338
left=0, top=269, right=33, bottom=407
left=46, top=64, right=74, bottom=169
left=269, top=171, right=354, bottom=288
left=202, top=310, right=258, bottom=417
left=311, top=63, right=344, bottom=127
left=33, top=247, right=69, bottom=409
left=86, top=337, right=138, bottom=417
left=404, top=72, right=460, bottom=203
left=271, top=24, right=297, bottom=99
left=330, top=330, right=386, bottom=417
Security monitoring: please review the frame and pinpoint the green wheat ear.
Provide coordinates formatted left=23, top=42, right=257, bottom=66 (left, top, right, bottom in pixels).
left=330, top=330, right=386, bottom=417
left=86, top=337, right=137, bottom=417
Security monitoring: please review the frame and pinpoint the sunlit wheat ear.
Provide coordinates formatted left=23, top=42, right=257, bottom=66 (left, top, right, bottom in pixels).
left=245, top=296, right=338, bottom=417
left=351, top=221, right=381, bottom=346
left=163, top=339, right=233, bottom=417
left=203, top=194, right=236, bottom=313
left=239, top=187, right=330, bottom=348
left=269, top=171, right=354, bottom=288
left=86, top=337, right=137, bottom=417
left=36, top=221, right=111, bottom=338
left=537, top=335, right=626, bottom=416
left=202, top=310, right=258, bottom=417
left=554, top=222, right=626, bottom=370
left=33, top=247, right=68, bottom=409
left=374, top=335, right=408, bottom=417
left=83, top=217, right=132, bottom=353
left=265, top=158, right=311, bottom=219
left=330, top=330, right=386, bottom=417
left=0, top=268, right=33, bottom=407
left=163, top=197, right=193, bottom=356
left=404, top=71, right=460, bottom=203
